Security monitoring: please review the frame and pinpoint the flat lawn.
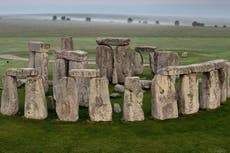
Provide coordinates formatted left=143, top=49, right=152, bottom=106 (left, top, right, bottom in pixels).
left=0, top=19, right=230, bottom=153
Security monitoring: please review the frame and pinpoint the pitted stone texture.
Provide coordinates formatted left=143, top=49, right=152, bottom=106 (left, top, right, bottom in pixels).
left=55, top=77, right=79, bottom=122
left=61, top=36, right=74, bottom=51
left=135, top=46, right=157, bottom=52
left=123, top=77, right=144, bottom=121
left=115, top=45, right=132, bottom=83
left=96, top=37, right=130, bottom=46
left=89, top=78, right=112, bottom=121
left=114, top=84, right=125, bottom=93
left=69, top=61, right=88, bottom=70
left=218, top=68, right=228, bottom=103
left=28, top=41, right=50, bottom=52
left=76, top=78, right=90, bottom=107
left=151, top=75, right=178, bottom=120
left=150, top=51, right=179, bottom=76
left=6, top=68, right=38, bottom=77
left=55, top=50, right=88, bottom=62
left=178, top=73, right=199, bottom=115
left=1, top=75, right=18, bottom=116
left=96, top=45, right=114, bottom=81
left=200, top=70, right=221, bottom=109
left=24, top=76, right=47, bottom=120
left=69, top=69, right=100, bottom=78
left=133, top=51, right=144, bottom=75
left=28, top=52, right=35, bottom=68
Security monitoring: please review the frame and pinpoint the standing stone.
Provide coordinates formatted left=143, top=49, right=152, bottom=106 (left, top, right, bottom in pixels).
left=76, top=78, right=90, bottom=107
left=115, top=45, right=132, bottom=83
left=133, top=51, right=144, bottom=75
left=1, top=75, right=19, bottom=116
left=24, top=76, right=47, bottom=120
left=200, top=70, right=221, bottom=109
left=218, top=68, right=228, bottom=103
left=96, top=45, right=114, bottom=82
left=61, top=36, right=74, bottom=50
left=28, top=52, right=35, bottom=67
left=178, top=73, right=199, bottom=115
left=113, top=103, right=122, bottom=113
left=151, top=75, right=178, bottom=120
left=89, top=77, right=112, bottom=121
left=55, top=77, right=79, bottom=122
left=123, top=77, right=144, bottom=121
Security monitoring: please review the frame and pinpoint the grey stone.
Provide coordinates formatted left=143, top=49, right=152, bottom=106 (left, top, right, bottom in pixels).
left=61, top=36, right=74, bottom=51
left=96, top=45, right=114, bottom=81
left=123, top=77, right=144, bottom=121
left=96, top=37, right=130, bottom=46
left=200, top=70, right=221, bottom=109
left=69, top=61, right=88, bottom=70
left=89, top=77, right=112, bottom=122
left=178, top=73, right=199, bottom=115
left=28, top=52, right=35, bottom=67
left=17, top=79, right=26, bottom=87
left=151, top=75, right=178, bottom=120
left=114, top=84, right=125, bottom=92
left=140, top=80, right=152, bottom=90
left=133, top=51, right=144, bottom=75
left=1, top=75, right=19, bottom=116
left=110, top=93, right=121, bottom=98
left=69, top=69, right=100, bottom=78
left=47, top=96, right=55, bottom=110
left=55, top=77, right=79, bottom=122
left=76, top=77, right=90, bottom=107
left=28, top=41, right=50, bottom=53
left=218, top=67, right=228, bottom=103
left=114, top=103, right=122, bottom=113
left=24, top=76, right=47, bottom=120
left=6, top=68, right=38, bottom=77
left=55, top=50, right=88, bottom=62
left=135, top=46, right=157, bottom=52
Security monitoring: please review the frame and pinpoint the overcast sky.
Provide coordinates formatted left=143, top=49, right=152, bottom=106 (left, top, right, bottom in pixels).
left=0, top=0, right=229, bottom=18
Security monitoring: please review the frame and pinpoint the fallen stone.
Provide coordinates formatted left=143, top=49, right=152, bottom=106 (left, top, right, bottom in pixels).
left=6, top=68, right=38, bottom=77
left=55, top=50, right=88, bottom=62
left=89, top=77, right=112, bottom=121
left=69, top=69, right=100, bottom=78
left=55, top=77, right=79, bottom=122
left=135, top=46, right=157, bottom=52
left=140, top=80, right=152, bottom=90
left=114, top=103, right=122, bottom=113
left=123, top=77, right=144, bottom=121
left=110, top=93, right=121, bottom=98
left=61, top=36, right=74, bottom=50
left=114, top=84, right=125, bottom=92
left=96, top=37, right=130, bottom=46
left=28, top=41, right=50, bottom=52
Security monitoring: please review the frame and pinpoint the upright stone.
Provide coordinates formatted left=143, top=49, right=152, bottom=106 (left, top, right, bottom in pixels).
left=89, top=77, right=112, bottom=121
left=218, top=67, right=228, bottom=103
left=115, top=45, right=132, bottom=83
left=96, top=45, right=114, bottom=81
left=200, top=70, right=221, bottom=109
left=133, top=51, right=144, bottom=75
left=178, top=73, right=199, bottom=115
left=55, top=77, right=79, bottom=122
left=151, top=75, right=178, bottom=120
left=123, top=77, right=144, bottom=121
left=28, top=52, right=35, bottom=67
left=61, top=36, right=74, bottom=50
left=76, top=78, right=90, bottom=107
left=1, top=75, right=19, bottom=116
left=24, top=76, right=47, bottom=119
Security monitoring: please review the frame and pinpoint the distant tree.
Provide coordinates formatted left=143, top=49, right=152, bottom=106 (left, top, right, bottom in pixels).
left=223, top=25, right=227, bottom=28
left=61, top=16, right=66, bottom=21
left=156, top=20, right=160, bottom=25
left=214, top=25, right=218, bottom=28
left=175, top=20, right=180, bottom=26
left=86, top=17, right=91, bottom=22
left=143, top=20, right=148, bottom=24
left=52, top=15, right=57, bottom=21
left=127, top=17, right=133, bottom=23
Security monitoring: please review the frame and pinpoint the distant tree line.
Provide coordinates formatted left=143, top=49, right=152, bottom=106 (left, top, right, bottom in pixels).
left=192, top=21, right=205, bottom=27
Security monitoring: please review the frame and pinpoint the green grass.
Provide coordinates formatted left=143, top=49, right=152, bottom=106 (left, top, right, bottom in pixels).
left=0, top=19, right=230, bottom=153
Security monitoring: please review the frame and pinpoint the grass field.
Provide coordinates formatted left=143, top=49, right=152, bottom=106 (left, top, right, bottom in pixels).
left=0, top=19, right=230, bottom=153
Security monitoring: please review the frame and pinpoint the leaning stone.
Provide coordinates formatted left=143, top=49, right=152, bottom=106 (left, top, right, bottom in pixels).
left=200, top=70, right=221, bottom=109
left=69, top=69, right=100, bottom=78
left=123, top=77, right=144, bottom=121
left=28, top=41, right=50, bottom=52
left=89, top=77, right=112, bottom=121
left=151, top=75, right=178, bottom=120
left=135, top=46, right=157, bottom=52
left=61, top=36, right=74, bottom=50
left=96, top=45, right=114, bottom=81
left=133, top=51, right=144, bottom=75
left=55, top=50, right=88, bottom=62
left=218, top=67, right=228, bottom=103
left=115, top=45, right=132, bottom=83
left=96, top=37, right=130, bottom=46
left=1, top=75, right=19, bottom=116
left=178, top=73, right=199, bottom=115
left=6, top=68, right=38, bottom=77
left=140, top=80, right=152, bottom=90
left=24, top=76, right=47, bottom=120
left=114, top=84, right=125, bottom=92
left=114, top=103, right=122, bottom=113
left=55, top=77, right=79, bottom=122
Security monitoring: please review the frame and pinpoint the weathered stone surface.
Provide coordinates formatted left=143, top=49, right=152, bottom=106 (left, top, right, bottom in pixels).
left=6, top=68, right=38, bottom=77
left=28, top=41, right=50, bottom=52
left=69, top=69, right=100, bottom=78
left=151, top=75, right=178, bottom=120
left=89, top=78, right=112, bottom=121
left=76, top=77, right=90, bottom=107
left=24, top=76, right=47, bottom=119
left=133, top=51, right=144, bottom=75
left=123, top=77, right=144, bottom=121
left=61, top=36, right=74, bottom=50
left=1, top=75, right=18, bottom=116
left=28, top=52, right=35, bottom=67
left=110, top=93, right=121, bottom=98
left=69, top=61, right=88, bottom=70
left=115, top=45, right=132, bottom=83
left=55, top=77, right=79, bottom=122
left=140, top=80, right=152, bottom=90
left=96, top=37, right=130, bottom=46
left=17, top=79, right=26, bottom=87
left=200, top=70, right=221, bottom=109
left=96, top=45, right=114, bottom=81
left=150, top=51, right=179, bottom=76
left=178, top=73, right=199, bottom=115
left=218, top=67, right=228, bottom=103
left=55, top=50, right=88, bottom=62
left=114, top=103, right=122, bottom=113
left=135, top=46, right=157, bottom=52
left=47, top=96, right=55, bottom=110
left=227, top=62, right=230, bottom=98
left=114, top=84, right=125, bottom=92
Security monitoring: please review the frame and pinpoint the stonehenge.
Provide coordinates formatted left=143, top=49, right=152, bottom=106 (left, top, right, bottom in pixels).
left=61, top=36, right=74, bottom=50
